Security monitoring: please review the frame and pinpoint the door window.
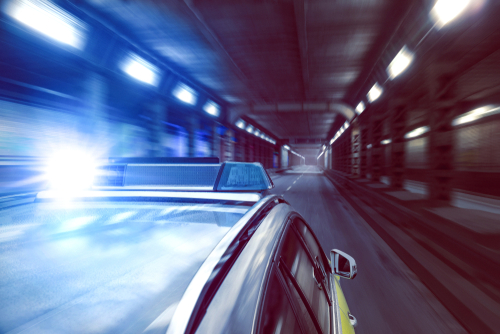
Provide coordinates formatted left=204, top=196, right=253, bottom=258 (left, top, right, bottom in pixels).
left=279, top=222, right=331, bottom=333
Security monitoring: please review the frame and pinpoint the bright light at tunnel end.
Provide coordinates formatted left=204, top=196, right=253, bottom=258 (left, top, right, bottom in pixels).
left=46, top=149, right=96, bottom=191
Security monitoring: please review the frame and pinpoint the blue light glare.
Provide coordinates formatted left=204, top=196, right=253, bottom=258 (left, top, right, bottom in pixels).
left=172, top=83, right=198, bottom=105
left=5, top=0, right=87, bottom=50
left=122, top=54, right=160, bottom=86
left=46, top=149, right=96, bottom=190
left=203, top=100, right=220, bottom=117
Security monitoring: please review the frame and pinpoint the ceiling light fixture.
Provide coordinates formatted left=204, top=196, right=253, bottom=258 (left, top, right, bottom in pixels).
left=172, top=83, right=198, bottom=105
left=356, top=102, right=365, bottom=114
left=431, top=0, right=471, bottom=28
left=5, top=0, right=87, bottom=50
left=203, top=100, right=220, bottom=117
left=452, top=106, right=500, bottom=126
left=387, top=46, right=414, bottom=80
left=405, top=126, right=430, bottom=139
left=235, top=119, right=246, bottom=129
left=367, top=83, right=383, bottom=103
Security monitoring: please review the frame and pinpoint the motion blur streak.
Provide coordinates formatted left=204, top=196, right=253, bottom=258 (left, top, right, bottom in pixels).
left=1, top=0, right=500, bottom=332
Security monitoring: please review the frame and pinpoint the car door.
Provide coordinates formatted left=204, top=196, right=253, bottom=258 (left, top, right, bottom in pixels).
left=258, top=217, right=332, bottom=334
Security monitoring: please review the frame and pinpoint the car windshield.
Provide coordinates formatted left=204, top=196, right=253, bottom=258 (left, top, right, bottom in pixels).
left=0, top=200, right=250, bottom=334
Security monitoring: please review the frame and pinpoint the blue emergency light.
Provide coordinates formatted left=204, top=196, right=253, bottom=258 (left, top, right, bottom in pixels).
left=93, top=161, right=274, bottom=192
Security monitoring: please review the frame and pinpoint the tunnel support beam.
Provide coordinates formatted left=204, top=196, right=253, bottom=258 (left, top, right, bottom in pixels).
left=390, top=104, right=407, bottom=189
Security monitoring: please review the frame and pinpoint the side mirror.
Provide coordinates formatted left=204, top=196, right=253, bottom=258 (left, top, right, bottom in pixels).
left=330, top=249, right=357, bottom=279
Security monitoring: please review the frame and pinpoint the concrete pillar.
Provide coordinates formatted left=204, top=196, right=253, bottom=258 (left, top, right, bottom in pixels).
left=370, top=114, right=383, bottom=181
left=359, top=123, right=368, bottom=178
left=83, top=72, right=108, bottom=147
left=281, top=146, right=288, bottom=168
left=187, top=116, right=198, bottom=157
left=429, top=104, right=455, bottom=202
left=390, top=104, right=407, bottom=189
left=351, top=120, right=360, bottom=177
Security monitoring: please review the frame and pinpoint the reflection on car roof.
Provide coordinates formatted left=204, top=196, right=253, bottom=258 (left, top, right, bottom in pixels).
left=0, top=201, right=251, bottom=333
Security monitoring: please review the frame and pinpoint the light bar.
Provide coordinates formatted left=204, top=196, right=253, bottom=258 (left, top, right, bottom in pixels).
left=405, top=126, right=430, bottom=139
left=235, top=119, right=246, bottom=129
left=431, top=0, right=471, bottom=28
left=203, top=100, right=220, bottom=117
left=254, top=129, right=261, bottom=137
left=356, top=102, right=365, bottom=114
left=246, top=125, right=254, bottom=134
left=5, top=0, right=87, bottom=50
left=330, top=138, right=335, bottom=145
left=283, top=145, right=290, bottom=150
left=122, top=53, right=160, bottom=86
left=172, top=83, right=198, bottom=105
left=381, top=139, right=392, bottom=145
left=452, top=106, right=500, bottom=126
left=367, top=83, right=383, bottom=103
left=387, top=46, right=414, bottom=80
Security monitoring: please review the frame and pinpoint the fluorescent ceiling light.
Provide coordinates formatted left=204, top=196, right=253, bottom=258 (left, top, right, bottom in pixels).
left=5, top=0, right=87, bottom=50
left=381, top=139, right=392, bottom=145
left=330, top=138, right=335, bottom=145
left=431, top=0, right=471, bottom=28
left=283, top=145, right=290, bottom=150
left=260, top=133, right=265, bottom=139
left=246, top=125, right=254, bottom=134
left=203, top=100, right=220, bottom=117
left=356, top=102, right=365, bottom=114
left=387, top=46, right=414, bottom=80
left=367, top=83, right=383, bottom=103
left=367, top=144, right=372, bottom=149
left=122, top=54, right=160, bottom=86
left=452, top=106, right=500, bottom=126
left=254, top=129, right=261, bottom=137
left=405, top=126, right=430, bottom=139
left=172, top=83, right=198, bottom=105
left=235, top=119, right=246, bottom=129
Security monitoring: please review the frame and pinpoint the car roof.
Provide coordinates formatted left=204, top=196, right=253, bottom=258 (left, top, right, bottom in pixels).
left=1, top=161, right=281, bottom=333
left=0, top=196, right=275, bottom=333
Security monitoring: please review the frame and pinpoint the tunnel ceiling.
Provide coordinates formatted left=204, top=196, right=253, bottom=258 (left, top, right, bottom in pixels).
left=77, top=0, right=417, bottom=139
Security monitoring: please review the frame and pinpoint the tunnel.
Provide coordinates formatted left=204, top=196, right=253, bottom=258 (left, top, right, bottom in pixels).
left=0, top=0, right=500, bottom=333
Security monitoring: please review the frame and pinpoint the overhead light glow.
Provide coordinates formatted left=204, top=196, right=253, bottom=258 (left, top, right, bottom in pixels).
left=254, top=129, right=261, bottom=137
left=367, top=144, right=372, bottom=149
left=122, top=54, right=160, bottom=86
left=356, top=102, right=365, bottom=114
left=5, top=0, right=87, bottom=50
left=381, top=139, right=392, bottom=145
left=330, top=138, right=335, bottom=145
left=260, top=133, right=265, bottom=139
left=431, top=0, right=471, bottom=28
left=387, top=46, right=414, bottom=80
left=367, top=83, right=383, bottom=103
left=283, top=145, right=290, bottom=150
left=172, top=83, right=198, bottom=105
left=203, top=100, right=220, bottom=117
left=405, top=126, right=430, bottom=139
left=46, top=149, right=96, bottom=190
left=246, top=125, right=254, bottom=134
left=236, top=119, right=246, bottom=129
left=452, top=106, right=500, bottom=126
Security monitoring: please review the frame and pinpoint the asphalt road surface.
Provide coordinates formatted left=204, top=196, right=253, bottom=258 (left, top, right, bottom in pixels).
left=269, top=165, right=466, bottom=334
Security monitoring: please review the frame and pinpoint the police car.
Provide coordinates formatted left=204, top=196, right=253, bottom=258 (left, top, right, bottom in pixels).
left=0, top=158, right=358, bottom=334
